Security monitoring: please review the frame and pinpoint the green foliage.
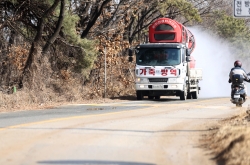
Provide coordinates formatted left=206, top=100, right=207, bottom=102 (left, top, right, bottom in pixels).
left=62, top=10, right=97, bottom=76
left=49, top=0, right=97, bottom=77
left=215, top=11, right=249, bottom=40
left=10, top=0, right=18, bottom=4
left=215, top=11, right=250, bottom=57
left=158, top=0, right=202, bottom=23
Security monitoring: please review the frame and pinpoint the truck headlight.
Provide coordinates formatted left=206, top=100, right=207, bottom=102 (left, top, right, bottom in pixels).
left=136, top=78, right=141, bottom=83
left=168, top=78, right=184, bottom=83
left=176, top=78, right=185, bottom=83
left=136, top=78, right=148, bottom=83
left=168, top=78, right=177, bottom=83
left=139, top=85, right=147, bottom=88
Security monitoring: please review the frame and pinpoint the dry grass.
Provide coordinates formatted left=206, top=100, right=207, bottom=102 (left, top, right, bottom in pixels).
left=0, top=48, right=136, bottom=113
left=202, top=108, right=250, bottom=165
left=0, top=36, right=136, bottom=112
left=0, top=81, right=136, bottom=113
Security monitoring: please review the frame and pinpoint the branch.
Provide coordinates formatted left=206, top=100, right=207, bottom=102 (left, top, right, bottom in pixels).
left=42, top=0, right=65, bottom=54
left=81, top=0, right=111, bottom=38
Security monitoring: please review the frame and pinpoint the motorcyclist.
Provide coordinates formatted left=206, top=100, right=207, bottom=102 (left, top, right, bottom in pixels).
left=228, top=60, right=250, bottom=99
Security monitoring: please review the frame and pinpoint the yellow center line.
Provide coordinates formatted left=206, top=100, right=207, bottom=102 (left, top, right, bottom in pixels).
left=0, top=98, right=229, bottom=132
left=0, top=104, right=157, bottom=132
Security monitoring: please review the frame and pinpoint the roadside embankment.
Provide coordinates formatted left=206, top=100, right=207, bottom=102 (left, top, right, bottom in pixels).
left=202, top=108, right=250, bottom=165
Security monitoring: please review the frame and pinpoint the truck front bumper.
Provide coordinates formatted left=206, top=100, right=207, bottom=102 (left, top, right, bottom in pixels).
left=135, top=83, right=184, bottom=91
left=135, top=83, right=185, bottom=96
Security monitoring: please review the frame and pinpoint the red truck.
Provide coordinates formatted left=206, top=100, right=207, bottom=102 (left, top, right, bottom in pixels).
left=132, top=18, right=202, bottom=100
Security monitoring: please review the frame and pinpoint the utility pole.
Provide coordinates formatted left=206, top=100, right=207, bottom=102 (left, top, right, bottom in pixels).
left=104, top=47, right=107, bottom=99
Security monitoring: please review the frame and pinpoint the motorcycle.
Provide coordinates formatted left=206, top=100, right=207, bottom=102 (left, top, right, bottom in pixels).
left=230, top=73, right=250, bottom=107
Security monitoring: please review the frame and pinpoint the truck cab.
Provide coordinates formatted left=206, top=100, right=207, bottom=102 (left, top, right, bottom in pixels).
left=135, top=43, right=202, bottom=100
left=132, top=17, right=202, bottom=100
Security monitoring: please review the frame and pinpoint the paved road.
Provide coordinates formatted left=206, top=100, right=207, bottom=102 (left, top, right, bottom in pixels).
left=0, top=97, right=246, bottom=165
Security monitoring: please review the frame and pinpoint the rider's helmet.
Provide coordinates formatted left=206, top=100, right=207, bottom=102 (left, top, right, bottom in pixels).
left=234, top=60, right=242, bottom=67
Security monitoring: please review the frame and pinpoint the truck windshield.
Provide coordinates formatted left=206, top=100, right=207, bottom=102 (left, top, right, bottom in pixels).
left=136, top=48, right=181, bottom=66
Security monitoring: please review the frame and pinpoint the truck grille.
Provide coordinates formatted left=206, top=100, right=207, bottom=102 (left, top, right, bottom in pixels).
left=149, top=78, right=168, bottom=82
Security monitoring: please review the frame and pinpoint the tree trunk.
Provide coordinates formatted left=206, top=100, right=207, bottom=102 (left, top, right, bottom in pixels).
left=21, top=0, right=61, bottom=88
left=43, top=0, right=65, bottom=54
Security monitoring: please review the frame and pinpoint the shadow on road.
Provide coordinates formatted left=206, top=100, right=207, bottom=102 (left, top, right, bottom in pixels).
left=37, top=160, right=156, bottom=165
left=110, top=95, right=181, bottom=102
left=12, top=127, right=216, bottom=134
left=110, top=95, right=137, bottom=101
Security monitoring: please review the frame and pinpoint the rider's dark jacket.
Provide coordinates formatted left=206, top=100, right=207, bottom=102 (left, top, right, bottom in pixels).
left=229, top=67, right=249, bottom=83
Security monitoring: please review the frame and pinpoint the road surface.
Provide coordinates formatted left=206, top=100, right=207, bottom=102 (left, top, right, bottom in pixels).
left=0, top=97, right=245, bottom=165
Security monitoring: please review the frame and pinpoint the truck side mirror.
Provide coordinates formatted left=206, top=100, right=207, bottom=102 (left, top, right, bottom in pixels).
left=128, top=48, right=133, bottom=62
left=186, top=56, right=191, bottom=62
left=186, top=49, right=191, bottom=56
left=129, top=49, right=133, bottom=56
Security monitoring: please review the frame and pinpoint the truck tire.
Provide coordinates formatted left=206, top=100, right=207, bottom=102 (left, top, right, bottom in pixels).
left=136, top=91, right=143, bottom=100
left=180, top=91, right=186, bottom=100
left=155, top=96, right=160, bottom=99
left=191, top=90, right=198, bottom=99
left=236, top=104, right=242, bottom=107
left=187, top=93, right=192, bottom=99
left=148, top=96, right=154, bottom=99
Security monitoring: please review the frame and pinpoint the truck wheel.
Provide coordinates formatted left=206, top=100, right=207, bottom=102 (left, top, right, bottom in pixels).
left=236, top=104, right=242, bottom=107
left=155, top=96, right=160, bottom=99
left=192, top=90, right=198, bottom=99
left=187, top=93, right=192, bottom=99
left=136, top=91, right=143, bottom=100
left=148, top=96, right=154, bottom=99
left=180, top=91, right=186, bottom=100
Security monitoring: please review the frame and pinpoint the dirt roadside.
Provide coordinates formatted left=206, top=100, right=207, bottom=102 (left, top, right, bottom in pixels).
left=201, top=106, right=250, bottom=165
